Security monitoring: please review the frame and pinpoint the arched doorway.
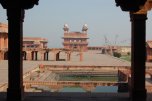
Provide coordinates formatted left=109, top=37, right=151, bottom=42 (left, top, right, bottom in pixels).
left=44, top=51, right=49, bottom=61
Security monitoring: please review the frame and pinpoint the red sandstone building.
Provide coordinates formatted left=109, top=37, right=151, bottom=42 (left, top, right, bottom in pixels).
left=62, top=24, right=89, bottom=52
left=0, top=23, right=48, bottom=50
left=0, top=23, right=48, bottom=60
left=23, top=37, right=48, bottom=49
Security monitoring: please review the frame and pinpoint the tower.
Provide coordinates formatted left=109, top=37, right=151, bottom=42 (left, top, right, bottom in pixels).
left=62, top=24, right=89, bottom=52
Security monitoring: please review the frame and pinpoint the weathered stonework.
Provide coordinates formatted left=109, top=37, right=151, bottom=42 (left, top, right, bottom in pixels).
left=62, top=24, right=89, bottom=52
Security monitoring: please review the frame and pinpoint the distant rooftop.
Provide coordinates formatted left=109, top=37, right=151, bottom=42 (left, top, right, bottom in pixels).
left=23, top=37, right=48, bottom=42
left=63, top=32, right=89, bottom=39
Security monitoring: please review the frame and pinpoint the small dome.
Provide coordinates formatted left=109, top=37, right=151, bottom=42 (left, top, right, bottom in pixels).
left=83, top=24, right=88, bottom=27
left=63, top=24, right=69, bottom=32
left=82, top=24, right=88, bottom=31
left=64, top=24, right=69, bottom=28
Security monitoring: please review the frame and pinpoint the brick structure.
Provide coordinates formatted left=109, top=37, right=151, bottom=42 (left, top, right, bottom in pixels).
left=62, top=24, right=89, bottom=52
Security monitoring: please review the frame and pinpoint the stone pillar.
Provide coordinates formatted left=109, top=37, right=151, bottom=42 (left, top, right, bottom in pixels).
left=7, top=8, right=24, bottom=101
left=0, top=0, right=39, bottom=101
left=40, top=51, right=44, bottom=61
left=130, top=13, right=147, bottom=101
left=53, top=52, right=56, bottom=61
left=26, top=51, right=32, bottom=60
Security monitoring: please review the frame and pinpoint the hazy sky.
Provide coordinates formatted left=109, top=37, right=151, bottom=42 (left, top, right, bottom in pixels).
left=1, top=0, right=152, bottom=48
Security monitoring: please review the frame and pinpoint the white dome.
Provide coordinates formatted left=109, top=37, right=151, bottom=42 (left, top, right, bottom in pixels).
left=82, top=24, right=88, bottom=31
left=64, top=24, right=69, bottom=28
left=84, top=24, right=88, bottom=27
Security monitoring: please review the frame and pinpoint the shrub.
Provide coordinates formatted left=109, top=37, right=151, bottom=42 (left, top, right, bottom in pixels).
left=127, top=52, right=130, bottom=55
left=113, top=52, right=121, bottom=58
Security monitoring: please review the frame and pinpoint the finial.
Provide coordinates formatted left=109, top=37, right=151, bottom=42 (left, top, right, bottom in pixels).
left=82, top=24, right=88, bottom=33
left=63, top=24, right=69, bottom=33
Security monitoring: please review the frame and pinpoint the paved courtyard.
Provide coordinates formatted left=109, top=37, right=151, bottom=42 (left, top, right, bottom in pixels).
left=0, top=51, right=152, bottom=101
left=0, top=50, right=152, bottom=84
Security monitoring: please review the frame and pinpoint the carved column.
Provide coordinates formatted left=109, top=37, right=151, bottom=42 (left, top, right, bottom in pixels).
left=26, top=51, right=32, bottom=60
left=40, top=51, right=45, bottom=61
left=130, top=12, right=147, bottom=101
left=0, top=0, right=39, bottom=101
left=53, top=51, right=57, bottom=61
left=7, top=8, right=25, bottom=101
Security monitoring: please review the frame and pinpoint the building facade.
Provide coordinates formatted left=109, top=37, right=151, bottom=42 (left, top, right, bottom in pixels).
left=23, top=37, right=48, bottom=49
left=0, top=23, right=48, bottom=50
left=0, top=22, right=48, bottom=60
left=62, top=24, right=89, bottom=52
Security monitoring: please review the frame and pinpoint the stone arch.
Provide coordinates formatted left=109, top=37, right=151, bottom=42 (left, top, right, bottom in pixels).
left=58, top=51, right=67, bottom=61
left=44, top=51, right=49, bottom=61
left=56, top=52, right=60, bottom=61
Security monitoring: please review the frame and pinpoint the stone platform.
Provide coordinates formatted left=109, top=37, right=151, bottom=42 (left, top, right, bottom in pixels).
left=0, top=92, right=152, bottom=101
